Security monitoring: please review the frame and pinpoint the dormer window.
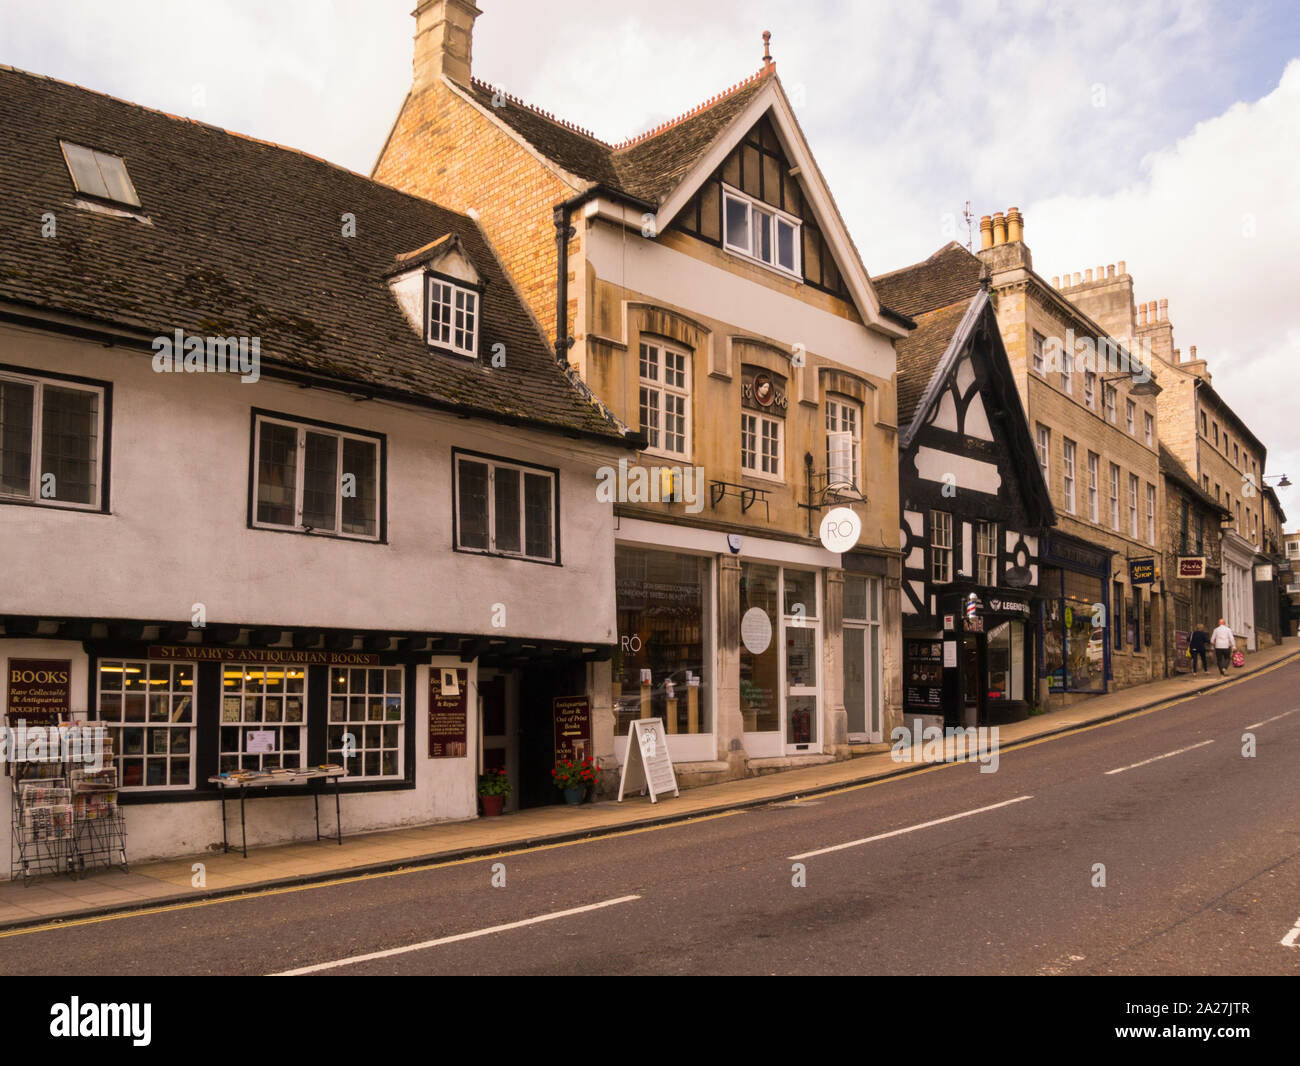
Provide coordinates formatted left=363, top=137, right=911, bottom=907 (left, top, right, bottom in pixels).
left=427, top=277, right=479, bottom=358
left=722, top=185, right=800, bottom=277
left=60, top=140, right=140, bottom=207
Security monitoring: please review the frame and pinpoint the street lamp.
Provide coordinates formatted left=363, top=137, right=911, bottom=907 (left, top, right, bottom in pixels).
left=1100, top=371, right=1160, bottom=398
left=1263, top=473, right=1292, bottom=488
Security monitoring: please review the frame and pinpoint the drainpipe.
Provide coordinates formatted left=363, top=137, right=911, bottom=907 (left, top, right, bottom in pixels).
left=552, top=185, right=658, bottom=365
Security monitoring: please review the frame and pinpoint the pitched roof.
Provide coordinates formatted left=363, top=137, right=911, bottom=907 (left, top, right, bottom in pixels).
left=0, top=65, right=628, bottom=443
left=873, top=242, right=985, bottom=319
left=895, top=298, right=976, bottom=427
left=462, top=68, right=775, bottom=204
left=1159, top=443, right=1231, bottom=517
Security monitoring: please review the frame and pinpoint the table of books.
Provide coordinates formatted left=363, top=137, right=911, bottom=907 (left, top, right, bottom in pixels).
left=207, top=765, right=346, bottom=858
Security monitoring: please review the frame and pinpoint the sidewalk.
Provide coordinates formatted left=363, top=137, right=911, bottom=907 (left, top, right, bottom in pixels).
left=3, top=639, right=1296, bottom=930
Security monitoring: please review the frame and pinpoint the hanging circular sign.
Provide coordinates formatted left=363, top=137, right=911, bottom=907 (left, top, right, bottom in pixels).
left=819, top=506, right=862, bottom=553
left=740, top=607, right=773, bottom=656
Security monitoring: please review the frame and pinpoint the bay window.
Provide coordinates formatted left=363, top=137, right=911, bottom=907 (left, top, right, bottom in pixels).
left=455, top=450, right=557, bottom=563
left=0, top=369, right=105, bottom=509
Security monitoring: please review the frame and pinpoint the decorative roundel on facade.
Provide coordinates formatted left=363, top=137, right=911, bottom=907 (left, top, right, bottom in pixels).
left=753, top=373, right=774, bottom=407
left=740, top=607, right=773, bottom=656
left=1012, top=538, right=1030, bottom=569
left=820, top=506, right=862, bottom=553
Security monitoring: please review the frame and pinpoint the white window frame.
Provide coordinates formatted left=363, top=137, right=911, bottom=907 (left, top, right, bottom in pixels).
left=220, top=663, right=308, bottom=775
left=741, top=411, right=784, bottom=480
left=1061, top=348, right=1073, bottom=395
left=454, top=452, right=558, bottom=564
left=1125, top=398, right=1136, bottom=435
left=327, top=666, right=406, bottom=781
left=1145, top=483, right=1155, bottom=544
left=1104, top=385, right=1117, bottom=424
left=825, top=397, right=862, bottom=490
left=1109, top=463, right=1121, bottom=531
left=639, top=341, right=691, bottom=460
left=976, top=521, right=997, bottom=587
left=1035, top=424, right=1050, bottom=480
left=0, top=370, right=106, bottom=511
left=1063, top=438, right=1077, bottom=514
left=426, top=276, right=479, bottom=358
left=96, top=660, right=196, bottom=792
left=1087, top=452, right=1100, bottom=522
left=1031, top=331, right=1045, bottom=376
left=1129, top=473, right=1140, bottom=539
left=721, top=183, right=802, bottom=278
left=252, top=414, right=381, bottom=541
left=1084, top=371, right=1096, bottom=410
left=930, top=510, right=953, bottom=584
left=1144, top=411, right=1154, bottom=447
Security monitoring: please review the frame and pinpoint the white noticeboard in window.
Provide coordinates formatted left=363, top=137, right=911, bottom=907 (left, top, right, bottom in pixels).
left=617, top=718, right=679, bottom=803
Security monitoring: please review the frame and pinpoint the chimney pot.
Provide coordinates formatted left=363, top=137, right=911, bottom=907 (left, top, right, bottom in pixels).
left=1052, top=276, right=1060, bottom=288
left=1107, top=264, right=1115, bottom=278
left=1095, top=264, right=1105, bottom=280
left=991, top=212, right=1007, bottom=246
left=1190, top=344, right=1198, bottom=360
left=979, top=215, right=993, bottom=251
left=1159, top=297, right=1168, bottom=322
left=1085, top=268, right=1094, bottom=283
left=1072, top=272, right=1081, bottom=286
left=1118, top=260, right=1126, bottom=275
left=1006, top=206, right=1023, bottom=243
left=1139, top=304, right=1148, bottom=326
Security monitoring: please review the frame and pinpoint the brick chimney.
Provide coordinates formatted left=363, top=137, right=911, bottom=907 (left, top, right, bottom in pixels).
left=976, top=205, right=1032, bottom=275
left=413, top=0, right=481, bottom=92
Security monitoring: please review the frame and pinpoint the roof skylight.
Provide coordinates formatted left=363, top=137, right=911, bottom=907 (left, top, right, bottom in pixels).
left=60, top=140, right=141, bottom=207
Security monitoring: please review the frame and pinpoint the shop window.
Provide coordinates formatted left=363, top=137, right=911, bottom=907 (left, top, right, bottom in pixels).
left=426, top=278, right=478, bottom=358
left=328, top=667, right=404, bottom=779
left=825, top=397, right=861, bottom=489
left=220, top=665, right=307, bottom=773
left=843, top=575, right=882, bottom=739
left=976, top=521, right=997, bottom=586
left=1113, top=581, right=1124, bottom=650
left=97, top=660, right=194, bottom=790
left=722, top=185, right=800, bottom=276
left=1143, top=595, right=1152, bottom=651
left=639, top=341, right=690, bottom=458
left=253, top=413, right=380, bottom=540
left=454, top=450, right=557, bottom=563
left=986, top=620, right=1024, bottom=702
left=741, top=411, right=782, bottom=478
left=1042, top=568, right=1105, bottom=693
left=930, top=510, right=953, bottom=583
left=1127, top=589, right=1140, bottom=648
left=614, top=547, right=710, bottom=737
left=0, top=370, right=106, bottom=509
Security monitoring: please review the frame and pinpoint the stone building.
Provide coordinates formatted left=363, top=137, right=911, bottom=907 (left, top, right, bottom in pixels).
left=374, top=1, right=910, bottom=783
left=1158, top=446, right=1231, bottom=673
left=975, top=216, right=1167, bottom=699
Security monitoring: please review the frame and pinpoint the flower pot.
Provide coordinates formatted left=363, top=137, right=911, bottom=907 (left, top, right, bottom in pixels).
left=562, top=785, right=584, bottom=805
left=480, top=794, right=504, bottom=817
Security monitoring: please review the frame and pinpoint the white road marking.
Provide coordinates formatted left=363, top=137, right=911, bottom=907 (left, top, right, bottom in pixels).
left=269, top=894, right=642, bottom=975
left=1103, top=740, right=1215, bottom=776
left=1245, top=709, right=1297, bottom=730
left=1281, top=919, right=1300, bottom=948
left=788, top=795, right=1033, bottom=861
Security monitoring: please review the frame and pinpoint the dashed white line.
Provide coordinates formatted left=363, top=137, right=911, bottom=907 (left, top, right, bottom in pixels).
left=1103, top=740, right=1215, bottom=776
left=788, top=795, right=1034, bottom=861
left=1245, top=709, right=1297, bottom=730
left=269, top=894, right=642, bottom=975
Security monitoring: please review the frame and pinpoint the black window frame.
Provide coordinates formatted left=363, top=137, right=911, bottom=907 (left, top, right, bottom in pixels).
left=451, top=446, right=561, bottom=566
left=246, top=407, right=387, bottom=543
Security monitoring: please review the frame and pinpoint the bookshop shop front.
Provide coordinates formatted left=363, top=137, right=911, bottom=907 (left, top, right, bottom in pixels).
left=2, top=623, right=603, bottom=865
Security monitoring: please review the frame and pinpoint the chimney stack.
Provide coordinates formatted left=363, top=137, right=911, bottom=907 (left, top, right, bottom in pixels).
left=1118, top=260, right=1126, bottom=275
left=413, top=0, right=481, bottom=92
left=1159, top=298, right=1168, bottom=322
left=1190, top=345, right=1198, bottom=360
left=1085, top=268, right=1093, bottom=283
left=979, top=215, right=993, bottom=250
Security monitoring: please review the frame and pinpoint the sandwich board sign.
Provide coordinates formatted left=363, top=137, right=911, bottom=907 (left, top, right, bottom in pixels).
left=617, top=718, right=679, bottom=803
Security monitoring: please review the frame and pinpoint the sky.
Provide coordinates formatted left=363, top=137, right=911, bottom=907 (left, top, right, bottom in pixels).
left=3, top=0, right=1298, bottom=521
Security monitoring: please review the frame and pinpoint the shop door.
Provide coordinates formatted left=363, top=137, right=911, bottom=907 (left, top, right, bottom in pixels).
left=516, top=663, right=560, bottom=808
left=962, top=638, right=984, bottom=727
left=479, top=675, right=510, bottom=809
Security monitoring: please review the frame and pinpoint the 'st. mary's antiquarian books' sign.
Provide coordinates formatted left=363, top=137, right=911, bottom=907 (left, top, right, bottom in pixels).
left=428, top=668, right=468, bottom=758
left=617, top=718, right=679, bottom=803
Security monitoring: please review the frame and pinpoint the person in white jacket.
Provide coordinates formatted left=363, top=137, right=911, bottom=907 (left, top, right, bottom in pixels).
left=1209, top=618, right=1236, bottom=675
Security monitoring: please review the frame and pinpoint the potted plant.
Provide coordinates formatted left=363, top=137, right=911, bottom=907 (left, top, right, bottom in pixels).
left=551, top=757, right=597, bottom=805
left=477, top=767, right=510, bottom=816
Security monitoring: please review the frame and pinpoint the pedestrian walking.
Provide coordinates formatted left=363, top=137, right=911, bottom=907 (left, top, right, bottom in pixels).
left=1210, top=617, right=1236, bottom=675
left=1189, top=622, right=1210, bottom=674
